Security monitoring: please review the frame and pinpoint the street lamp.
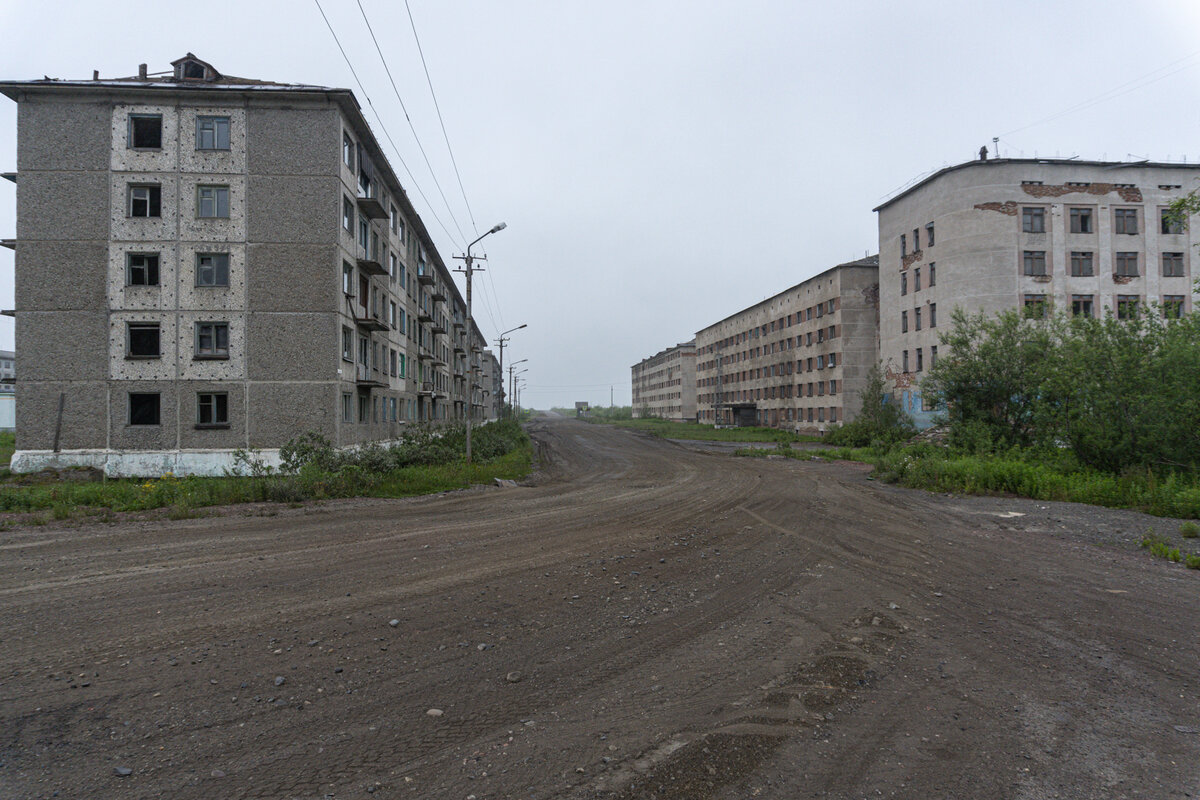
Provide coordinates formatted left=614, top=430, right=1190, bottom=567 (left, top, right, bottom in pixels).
left=496, top=323, right=527, bottom=418
left=454, top=222, right=506, bottom=464
left=507, top=359, right=527, bottom=416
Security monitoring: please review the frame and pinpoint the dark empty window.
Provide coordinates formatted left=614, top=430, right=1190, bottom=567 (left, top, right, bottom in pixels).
left=1117, top=295, right=1139, bottom=319
left=1022, top=207, right=1045, bottom=233
left=196, top=253, right=230, bottom=286
left=901, top=272, right=907, bottom=296
left=196, top=116, right=231, bottom=150
left=196, top=392, right=229, bottom=426
left=195, top=322, right=230, bottom=358
left=1162, top=252, right=1185, bottom=277
left=925, top=221, right=935, bottom=247
left=129, top=393, right=160, bottom=426
left=1023, top=294, right=1047, bottom=318
left=929, top=302, right=937, bottom=327
left=1161, top=208, right=1185, bottom=235
left=1070, top=251, right=1094, bottom=277
left=900, top=234, right=906, bottom=257
left=128, top=185, right=161, bottom=217
left=1071, top=295, right=1094, bottom=318
left=126, top=323, right=160, bottom=358
left=129, top=114, right=162, bottom=149
left=928, top=262, right=936, bottom=286
left=1069, top=207, right=1093, bottom=233
left=1114, top=208, right=1138, bottom=234
left=914, top=267, right=921, bottom=291
left=1163, top=295, right=1185, bottom=319
left=127, top=253, right=159, bottom=286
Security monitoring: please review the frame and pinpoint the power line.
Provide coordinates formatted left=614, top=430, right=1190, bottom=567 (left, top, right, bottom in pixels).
left=355, top=0, right=471, bottom=246
left=405, top=0, right=479, bottom=235
left=312, top=0, right=465, bottom=252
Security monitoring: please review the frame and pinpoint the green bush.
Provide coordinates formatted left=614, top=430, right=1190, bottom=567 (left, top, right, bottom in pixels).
left=1181, top=521, right=1200, bottom=538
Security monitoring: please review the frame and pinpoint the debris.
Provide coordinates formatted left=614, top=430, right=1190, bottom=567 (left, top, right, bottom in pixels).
left=114, top=766, right=133, bottom=777
left=494, top=478, right=518, bottom=488
left=1174, top=725, right=1200, bottom=734
left=274, top=676, right=285, bottom=687
left=506, top=671, right=522, bottom=683
left=426, top=708, right=444, bottom=717
left=389, top=619, right=400, bottom=628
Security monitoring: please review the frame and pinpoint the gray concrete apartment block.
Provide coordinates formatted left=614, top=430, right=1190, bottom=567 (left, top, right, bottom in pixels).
left=693, top=257, right=879, bottom=433
left=875, top=157, right=1200, bottom=424
left=1, top=54, right=497, bottom=476
left=631, top=342, right=697, bottom=422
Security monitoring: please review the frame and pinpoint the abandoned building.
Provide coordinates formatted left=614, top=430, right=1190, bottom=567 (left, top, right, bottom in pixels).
left=0, top=54, right=501, bottom=476
left=875, top=157, right=1200, bottom=425
left=693, top=257, right=880, bottom=433
left=630, top=341, right=697, bottom=422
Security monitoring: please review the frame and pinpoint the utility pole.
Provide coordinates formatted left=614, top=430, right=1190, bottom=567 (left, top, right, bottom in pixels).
left=453, top=222, right=506, bottom=464
left=495, top=324, right=527, bottom=419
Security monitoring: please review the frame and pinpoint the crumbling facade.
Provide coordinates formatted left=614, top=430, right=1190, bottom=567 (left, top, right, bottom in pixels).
left=1, top=55, right=497, bottom=475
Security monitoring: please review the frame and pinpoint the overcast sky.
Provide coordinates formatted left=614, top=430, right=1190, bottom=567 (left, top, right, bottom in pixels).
left=3, top=1, right=1200, bottom=408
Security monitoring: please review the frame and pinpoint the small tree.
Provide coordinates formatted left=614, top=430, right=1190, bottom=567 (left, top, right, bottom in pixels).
left=824, top=365, right=915, bottom=447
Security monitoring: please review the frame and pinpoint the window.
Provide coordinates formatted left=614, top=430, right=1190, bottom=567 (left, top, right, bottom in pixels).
left=1117, top=295, right=1139, bottom=319
left=916, top=348, right=924, bottom=372
left=389, top=300, right=397, bottom=329
left=358, top=394, right=369, bottom=424
left=925, top=221, right=935, bottom=247
left=128, top=184, right=161, bottom=217
left=342, top=326, right=353, bottom=361
left=827, top=299, right=835, bottom=313
left=901, top=272, right=907, bottom=296
left=358, top=218, right=370, bottom=251
left=1070, top=251, right=1094, bottom=277
left=342, top=393, right=353, bottom=423
left=390, top=348, right=398, bottom=377
left=389, top=251, right=398, bottom=281
left=196, top=392, right=229, bottom=426
left=1022, top=207, right=1045, bottom=233
left=128, top=114, right=162, bottom=149
left=398, top=352, right=406, bottom=378
left=930, top=345, right=937, bottom=367
left=914, top=267, right=921, bottom=292
left=196, top=185, right=229, bottom=218
left=900, top=234, right=906, bottom=257
left=196, top=253, right=230, bottom=286
left=343, top=132, right=355, bottom=170
left=1115, top=252, right=1139, bottom=277
left=828, top=353, right=837, bottom=367
left=1023, top=294, right=1047, bottom=318
left=195, top=322, right=230, bottom=358
left=830, top=380, right=838, bottom=395
left=1023, top=251, right=1047, bottom=276
left=929, top=302, right=937, bottom=327
left=1069, top=207, right=1093, bottom=234
left=1163, top=252, right=1185, bottom=277
left=343, top=196, right=355, bottom=232
left=1071, top=294, right=1094, bottom=317
left=1161, top=208, right=1185, bottom=235
left=196, top=116, right=230, bottom=150
left=129, top=393, right=160, bottom=426
left=127, top=253, right=160, bottom=286
left=817, top=354, right=826, bottom=369
left=127, top=323, right=160, bottom=358
left=343, top=262, right=354, bottom=296
left=902, top=350, right=909, bottom=372
left=915, top=308, right=922, bottom=330
left=901, top=310, right=908, bottom=332
left=913, top=228, right=920, bottom=250
left=1114, top=208, right=1138, bottom=234
left=928, top=262, right=936, bottom=286
left=1163, top=295, right=1185, bottom=319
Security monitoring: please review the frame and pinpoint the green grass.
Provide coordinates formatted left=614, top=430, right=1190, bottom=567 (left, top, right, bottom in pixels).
left=0, top=431, right=14, bottom=472
left=591, top=416, right=822, bottom=443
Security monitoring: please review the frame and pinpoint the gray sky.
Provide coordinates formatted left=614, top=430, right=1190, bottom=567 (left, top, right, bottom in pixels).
left=3, top=1, right=1199, bottom=408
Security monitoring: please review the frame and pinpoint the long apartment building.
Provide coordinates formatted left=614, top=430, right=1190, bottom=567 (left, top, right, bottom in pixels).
left=694, top=257, right=879, bottom=432
left=876, top=156, right=1200, bottom=425
left=0, top=54, right=498, bottom=476
left=630, top=341, right=697, bottom=422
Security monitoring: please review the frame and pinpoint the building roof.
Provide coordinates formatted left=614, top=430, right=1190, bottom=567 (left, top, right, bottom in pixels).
left=873, top=157, right=1200, bottom=213
left=695, top=255, right=879, bottom=335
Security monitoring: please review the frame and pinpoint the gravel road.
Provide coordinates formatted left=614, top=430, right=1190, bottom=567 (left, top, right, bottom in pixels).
left=2, top=415, right=1197, bottom=799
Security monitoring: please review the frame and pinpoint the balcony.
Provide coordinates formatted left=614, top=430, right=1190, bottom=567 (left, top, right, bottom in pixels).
left=356, top=189, right=388, bottom=221
left=418, top=381, right=434, bottom=396
left=352, top=304, right=388, bottom=332
left=431, top=284, right=447, bottom=302
left=417, top=348, right=434, bottom=362
left=356, top=243, right=387, bottom=276
left=417, top=308, right=433, bottom=323
left=417, top=266, right=434, bottom=286
left=452, top=320, right=464, bottom=331
left=354, top=363, right=387, bottom=387
left=453, top=341, right=465, bottom=354
left=431, top=320, right=447, bottom=335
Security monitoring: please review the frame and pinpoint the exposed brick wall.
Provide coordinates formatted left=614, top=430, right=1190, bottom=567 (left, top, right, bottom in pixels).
left=975, top=201, right=1018, bottom=216
left=1022, top=183, right=1143, bottom=202
left=901, top=250, right=925, bottom=269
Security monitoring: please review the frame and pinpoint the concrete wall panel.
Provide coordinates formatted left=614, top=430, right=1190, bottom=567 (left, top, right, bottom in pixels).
left=247, top=107, right=337, bottom=175
left=109, top=381, right=179, bottom=452
left=18, top=240, right=107, bottom=311
left=178, top=380, right=247, bottom=450
left=108, top=312, right=178, bottom=381
left=110, top=104, right=178, bottom=173
left=108, top=242, right=179, bottom=311
left=109, top=172, right=178, bottom=241
left=247, top=312, right=336, bottom=381
left=17, top=171, right=109, bottom=241
left=176, top=243, right=245, bottom=311
left=178, top=106, right=246, bottom=174
left=247, top=244, right=337, bottom=312
left=15, top=381, right=108, bottom=450
left=17, top=99, right=111, bottom=172
left=247, top=382, right=336, bottom=447
left=18, top=311, right=108, bottom=381
left=247, top=176, right=338, bottom=244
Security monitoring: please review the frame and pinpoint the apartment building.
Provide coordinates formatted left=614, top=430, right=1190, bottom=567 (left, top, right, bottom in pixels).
left=631, top=341, right=697, bottom=422
left=0, top=54, right=496, bottom=476
left=694, top=257, right=879, bottom=433
left=876, top=157, right=1200, bottom=425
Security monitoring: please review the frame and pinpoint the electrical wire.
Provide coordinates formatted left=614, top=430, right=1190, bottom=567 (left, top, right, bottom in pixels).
left=355, top=0, right=471, bottom=247
left=312, top=0, right=465, bottom=252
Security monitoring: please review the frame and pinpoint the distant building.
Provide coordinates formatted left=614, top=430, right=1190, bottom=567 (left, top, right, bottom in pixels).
left=0, top=349, right=12, bottom=432
left=694, top=257, right=879, bottom=432
left=0, top=349, right=13, bottom=392
left=0, top=55, right=496, bottom=476
left=875, top=157, right=1200, bottom=425
left=631, top=341, right=697, bottom=422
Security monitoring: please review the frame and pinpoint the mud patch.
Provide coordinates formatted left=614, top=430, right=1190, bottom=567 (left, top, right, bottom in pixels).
left=609, top=732, right=784, bottom=800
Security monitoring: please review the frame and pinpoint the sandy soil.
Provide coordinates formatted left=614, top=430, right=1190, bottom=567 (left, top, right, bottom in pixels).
left=1, top=415, right=1197, bottom=799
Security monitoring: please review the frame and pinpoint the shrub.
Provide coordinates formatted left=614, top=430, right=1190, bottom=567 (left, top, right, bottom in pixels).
left=1181, top=521, right=1200, bottom=539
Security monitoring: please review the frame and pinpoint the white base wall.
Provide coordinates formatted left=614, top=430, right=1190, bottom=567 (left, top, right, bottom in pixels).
left=10, top=449, right=284, bottom=478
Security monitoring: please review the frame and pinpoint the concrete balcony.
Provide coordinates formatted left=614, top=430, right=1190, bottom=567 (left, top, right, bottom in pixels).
left=354, top=363, right=387, bottom=387
left=356, top=190, right=388, bottom=221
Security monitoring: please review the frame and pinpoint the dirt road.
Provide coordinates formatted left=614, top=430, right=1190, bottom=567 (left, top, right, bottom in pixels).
left=2, top=416, right=1198, bottom=799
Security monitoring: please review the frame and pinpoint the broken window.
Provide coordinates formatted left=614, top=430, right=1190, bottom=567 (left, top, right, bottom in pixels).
left=342, top=326, right=353, bottom=361
left=900, top=272, right=907, bottom=296
left=129, top=114, right=162, bottom=149
left=1115, top=252, right=1139, bottom=277
left=914, top=267, right=921, bottom=292
left=343, top=196, right=355, bottom=232
left=196, top=116, right=230, bottom=150
left=925, top=221, right=935, bottom=247
left=1071, top=295, right=1094, bottom=318
left=196, top=185, right=229, bottom=218
left=1162, top=252, right=1185, bottom=277
left=916, top=348, right=923, bottom=372
left=196, top=392, right=229, bottom=426
left=196, top=253, right=230, bottom=286
left=195, top=322, right=230, bottom=358
left=901, top=310, right=908, bottom=333
left=1069, top=207, right=1093, bottom=233
left=1161, top=208, right=1185, bottom=235
left=127, top=253, right=159, bottom=286
left=1117, top=295, right=1140, bottom=320
left=126, top=322, right=160, bottom=358
left=128, top=184, right=161, bottom=217
left=1070, top=251, right=1094, bottom=277
left=128, top=393, right=161, bottom=426
left=1162, top=295, right=1185, bottom=319
left=1023, top=295, right=1047, bottom=318
left=1114, top=208, right=1138, bottom=235
left=1022, top=207, right=1045, bottom=233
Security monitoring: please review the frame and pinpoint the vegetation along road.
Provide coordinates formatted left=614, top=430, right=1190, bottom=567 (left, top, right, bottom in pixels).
left=2, top=415, right=1197, bottom=799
